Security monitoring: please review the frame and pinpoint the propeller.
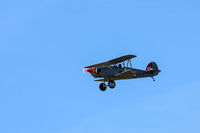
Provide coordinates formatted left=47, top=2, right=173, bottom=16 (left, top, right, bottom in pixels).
left=83, top=69, right=87, bottom=73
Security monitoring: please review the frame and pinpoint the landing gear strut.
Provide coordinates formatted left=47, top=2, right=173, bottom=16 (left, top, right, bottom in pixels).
left=152, top=77, right=155, bottom=81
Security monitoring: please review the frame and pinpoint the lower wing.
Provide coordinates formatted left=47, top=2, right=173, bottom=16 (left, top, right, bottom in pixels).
left=94, top=69, right=141, bottom=81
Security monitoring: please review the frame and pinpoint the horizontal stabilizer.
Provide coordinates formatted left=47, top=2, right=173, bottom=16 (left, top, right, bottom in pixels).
left=146, top=69, right=161, bottom=74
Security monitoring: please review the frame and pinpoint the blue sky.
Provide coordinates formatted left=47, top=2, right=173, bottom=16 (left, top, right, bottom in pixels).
left=0, top=0, right=200, bottom=133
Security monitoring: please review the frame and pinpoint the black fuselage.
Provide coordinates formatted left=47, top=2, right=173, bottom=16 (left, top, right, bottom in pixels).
left=91, top=66, right=159, bottom=80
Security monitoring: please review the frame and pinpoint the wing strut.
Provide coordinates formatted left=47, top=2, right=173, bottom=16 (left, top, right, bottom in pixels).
left=123, top=61, right=125, bottom=69
left=130, top=59, right=132, bottom=68
left=127, top=59, right=132, bottom=68
left=123, top=59, right=133, bottom=69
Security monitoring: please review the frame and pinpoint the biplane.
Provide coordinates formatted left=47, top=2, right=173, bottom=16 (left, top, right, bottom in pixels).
left=84, top=55, right=161, bottom=91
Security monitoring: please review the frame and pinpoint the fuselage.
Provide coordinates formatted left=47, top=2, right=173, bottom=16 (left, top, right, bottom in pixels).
left=91, top=66, right=159, bottom=80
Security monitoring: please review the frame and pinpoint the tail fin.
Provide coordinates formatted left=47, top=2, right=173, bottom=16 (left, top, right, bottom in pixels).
left=146, top=62, right=158, bottom=71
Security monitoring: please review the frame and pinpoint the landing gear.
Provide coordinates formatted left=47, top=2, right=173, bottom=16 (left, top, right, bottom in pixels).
left=108, top=80, right=116, bottom=89
left=152, top=77, right=155, bottom=81
left=99, top=83, right=107, bottom=91
left=99, top=80, right=116, bottom=91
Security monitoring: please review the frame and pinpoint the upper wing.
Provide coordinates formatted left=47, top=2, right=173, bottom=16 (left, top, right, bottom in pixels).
left=114, top=69, right=141, bottom=79
left=85, top=54, right=136, bottom=68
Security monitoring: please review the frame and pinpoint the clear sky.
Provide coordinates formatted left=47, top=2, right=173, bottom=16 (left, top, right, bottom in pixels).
left=0, top=0, right=200, bottom=133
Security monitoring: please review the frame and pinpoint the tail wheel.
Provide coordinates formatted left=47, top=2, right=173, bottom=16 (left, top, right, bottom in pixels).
left=108, top=80, right=116, bottom=89
left=99, top=83, right=107, bottom=91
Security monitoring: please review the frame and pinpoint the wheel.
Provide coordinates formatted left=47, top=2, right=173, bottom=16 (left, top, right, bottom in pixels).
left=99, top=83, right=107, bottom=91
left=152, top=77, right=155, bottom=81
left=108, top=80, right=116, bottom=89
